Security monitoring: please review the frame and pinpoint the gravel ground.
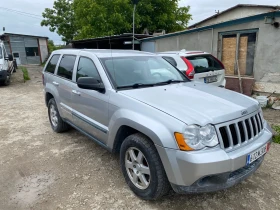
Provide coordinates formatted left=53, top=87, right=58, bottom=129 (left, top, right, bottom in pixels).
left=0, top=67, right=280, bottom=210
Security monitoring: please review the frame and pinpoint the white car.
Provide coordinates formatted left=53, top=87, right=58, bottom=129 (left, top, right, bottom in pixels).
left=158, top=50, right=226, bottom=87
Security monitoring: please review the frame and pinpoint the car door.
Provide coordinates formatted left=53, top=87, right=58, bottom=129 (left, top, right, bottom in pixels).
left=2, top=45, right=9, bottom=71
left=54, top=54, right=77, bottom=121
left=71, top=53, right=109, bottom=144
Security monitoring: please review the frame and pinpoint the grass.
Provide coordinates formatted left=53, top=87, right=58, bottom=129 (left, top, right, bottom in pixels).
left=272, top=125, right=280, bottom=144
left=20, top=67, right=31, bottom=82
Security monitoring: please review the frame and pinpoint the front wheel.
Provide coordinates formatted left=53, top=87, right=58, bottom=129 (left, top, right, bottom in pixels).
left=3, top=74, right=10, bottom=86
left=48, top=98, right=70, bottom=133
left=120, top=133, right=170, bottom=200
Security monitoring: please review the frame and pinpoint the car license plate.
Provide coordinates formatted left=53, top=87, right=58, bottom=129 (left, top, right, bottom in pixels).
left=246, top=144, right=268, bottom=165
left=204, top=76, right=217, bottom=83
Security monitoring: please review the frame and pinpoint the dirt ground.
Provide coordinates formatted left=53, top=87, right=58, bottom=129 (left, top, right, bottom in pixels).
left=1, top=67, right=280, bottom=210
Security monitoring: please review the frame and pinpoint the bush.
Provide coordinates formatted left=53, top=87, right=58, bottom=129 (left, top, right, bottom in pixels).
left=20, top=67, right=30, bottom=82
left=272, top=125, right=280, bottom=144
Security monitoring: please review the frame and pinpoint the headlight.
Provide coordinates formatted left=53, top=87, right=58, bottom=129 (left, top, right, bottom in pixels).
left=175, top=124, right=219, bottom=151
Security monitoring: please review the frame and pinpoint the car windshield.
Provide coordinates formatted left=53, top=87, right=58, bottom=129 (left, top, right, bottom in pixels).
left=186, top=54, right=223, bottom=73
left=0, top=47, right=3, bottom=59
left=100, top=56, right=188, bottom=89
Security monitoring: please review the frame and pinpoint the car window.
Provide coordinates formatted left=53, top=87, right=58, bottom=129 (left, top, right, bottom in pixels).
left=3, top=46, right=7, bottom=57
left=45, top=55, right=60, bottom=74
left=186, top=55, right=223, bottom=73
left=100, top=56, right=188, bottom=88
left=57, top=55, right=76, bottom=80
left=162, top=56, right=177, bottom=67
left=0, top=47, right=3, bottom=59
left=76, top=57, right=101, bottom=82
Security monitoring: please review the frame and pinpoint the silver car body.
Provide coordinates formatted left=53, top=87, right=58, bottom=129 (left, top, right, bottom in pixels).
left=43, top=49, right=272, bottom=193
left=158, top=50, right=226, bottom=87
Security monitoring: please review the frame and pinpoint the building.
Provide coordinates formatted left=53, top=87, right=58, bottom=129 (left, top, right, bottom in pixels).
left=1, top=33, right=49, bottom=65
left=140, top=4, right=280, bottom=94
left=72, top=33, right=153, bottom=50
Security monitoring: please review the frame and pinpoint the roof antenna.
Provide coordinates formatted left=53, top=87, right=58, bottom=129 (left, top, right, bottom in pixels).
left=215, top=10, right=220, bottom=14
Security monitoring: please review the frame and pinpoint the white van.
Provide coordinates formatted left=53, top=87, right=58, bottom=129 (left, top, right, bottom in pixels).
left=0, top=40, right=16, bottom=86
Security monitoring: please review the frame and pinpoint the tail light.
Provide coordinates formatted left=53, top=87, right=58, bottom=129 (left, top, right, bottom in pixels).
left=180, top=57, right=195, bottom=79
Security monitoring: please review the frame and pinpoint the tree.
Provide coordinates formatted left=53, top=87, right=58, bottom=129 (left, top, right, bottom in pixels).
left=73, top=0, right=192, bottom=40
left=42, top=0, right=192, bottom=41
left=41, top=0, right=76, bottom=44
left=47, top=40, right=64, bottom=53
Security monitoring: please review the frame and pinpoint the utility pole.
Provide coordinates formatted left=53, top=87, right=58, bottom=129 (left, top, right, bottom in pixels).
left=132, top=0, right=139, bottom=50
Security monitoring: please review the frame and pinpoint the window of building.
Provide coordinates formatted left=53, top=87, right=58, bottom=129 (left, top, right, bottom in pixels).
left=45, top=55, right=60, bottom=74
left=76, top=57, right=101, bottom=82
left=57, top=55, right=76, bottom=80
left=220, top=31, right=257, bottom=76
left=25, top=47, right=39, bottom=56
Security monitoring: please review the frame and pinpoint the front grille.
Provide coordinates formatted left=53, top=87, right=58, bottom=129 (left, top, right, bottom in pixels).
left=216, top=111, right=264, bottom=151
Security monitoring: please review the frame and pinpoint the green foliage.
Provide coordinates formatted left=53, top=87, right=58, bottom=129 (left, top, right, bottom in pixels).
left=272, top=125, right=280, bottom=144
left=20, top=67, right=30, bottom=82
left=42, top=0, right=192, bottom=41
left=48, top=40, right=64, bottom=53
left=41, top=0, right=76, bottom=44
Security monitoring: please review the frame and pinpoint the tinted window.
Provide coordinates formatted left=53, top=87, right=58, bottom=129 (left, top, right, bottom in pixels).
left=162, top=56, right=177, bottom=67
left=187, top=55, right=223, bottom=73
left=57, top=55, right=76, bottom=80
left=77, top=57, right=101, bottom=82
left=45, top=55, right=60, bottom=74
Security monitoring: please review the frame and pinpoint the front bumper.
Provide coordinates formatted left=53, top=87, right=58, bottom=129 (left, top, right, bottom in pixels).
left=0, top=70, right=8, bottom=82
left=156, top=122, right=272, bottom=193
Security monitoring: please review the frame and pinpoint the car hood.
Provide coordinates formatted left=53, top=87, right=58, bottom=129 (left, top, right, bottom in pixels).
left=120, top=82, right=259, bottom=125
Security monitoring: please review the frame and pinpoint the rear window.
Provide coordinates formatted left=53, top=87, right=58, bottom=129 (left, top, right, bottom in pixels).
left=57, top=55, right=76, bottom=80
left=45, top=55, right=60, bottom=74
left=186, top=54, right=223, bottom=73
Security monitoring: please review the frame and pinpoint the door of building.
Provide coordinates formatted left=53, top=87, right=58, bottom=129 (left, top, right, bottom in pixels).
left=13, top=52, right=21, bottom=65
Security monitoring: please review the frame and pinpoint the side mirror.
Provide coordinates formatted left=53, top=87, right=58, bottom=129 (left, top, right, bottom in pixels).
left=5, top=54, right=13, bottom=61
left=77, top=77, right=105, bottom=93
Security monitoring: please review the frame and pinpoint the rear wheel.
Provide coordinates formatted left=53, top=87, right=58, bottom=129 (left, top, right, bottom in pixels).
left=3, top=74, right=10, bottom=86
left=48, top=98, right=70, bottom=133
left=120, top=133, right=170, bottom=200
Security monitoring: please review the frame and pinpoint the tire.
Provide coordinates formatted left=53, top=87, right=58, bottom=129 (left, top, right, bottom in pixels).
left=48, top=98, right=70, bottom=133
left=3, top=74, right=10, bottom=86
left=120, top=133, right=170, bottom=200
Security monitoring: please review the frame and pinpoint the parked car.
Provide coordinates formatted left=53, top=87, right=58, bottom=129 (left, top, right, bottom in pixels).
left=43, top=49, right=272, bottom=200
left=0, top=40, right=16, bottom=86
left=158, top=50, right=226, bottom=87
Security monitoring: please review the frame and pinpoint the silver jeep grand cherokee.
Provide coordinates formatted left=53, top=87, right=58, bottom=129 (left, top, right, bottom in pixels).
left=43, top=49, right=273, bottom=200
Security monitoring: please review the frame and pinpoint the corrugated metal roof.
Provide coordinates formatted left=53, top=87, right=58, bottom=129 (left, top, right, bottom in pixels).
left=2, top=33, right=48, bottom=39
left=71, top=33, right=153, bottom=43
left=188, top=4, right=279, bottom=28
left=141, top=10, right=280, bottom=42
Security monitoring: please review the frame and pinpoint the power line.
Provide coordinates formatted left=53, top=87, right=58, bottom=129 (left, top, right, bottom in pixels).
left=0, top=7, right=43, bottom=19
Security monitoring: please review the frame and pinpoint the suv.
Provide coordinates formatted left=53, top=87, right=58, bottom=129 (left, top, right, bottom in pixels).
left=158, top=50, right=226, bottom=87
left=43, top=49, right=272, bottom=200
left=0, top=40, right=15, bottom=86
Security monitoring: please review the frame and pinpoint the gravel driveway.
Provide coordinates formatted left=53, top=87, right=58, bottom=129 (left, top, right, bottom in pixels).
left=1, top=67, right=280, bottom=210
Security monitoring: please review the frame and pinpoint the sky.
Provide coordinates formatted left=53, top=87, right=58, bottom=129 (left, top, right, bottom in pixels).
left=0, top=0, right=279, bottom=45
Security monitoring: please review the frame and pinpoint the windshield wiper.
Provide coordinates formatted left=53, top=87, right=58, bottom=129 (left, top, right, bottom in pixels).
left=155, top=79, right=185, bottom=86
left=117, top=83, right=155, bottom=89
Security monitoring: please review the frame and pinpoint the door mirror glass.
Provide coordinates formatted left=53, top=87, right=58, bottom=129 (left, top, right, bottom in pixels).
left=77, top=77, right=105, bottom=92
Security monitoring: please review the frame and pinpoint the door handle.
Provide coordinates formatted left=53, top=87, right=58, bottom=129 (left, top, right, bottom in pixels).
left=72, top=90, right=81, bottom=96
left=53, top=81, right=59, bottom=86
